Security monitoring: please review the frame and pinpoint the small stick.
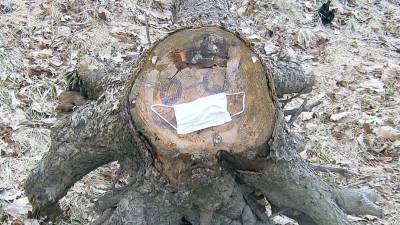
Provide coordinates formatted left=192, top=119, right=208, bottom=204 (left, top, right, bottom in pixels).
left=285, top=99, right=322, bottom=126
left=145, top=0, right=151, bottom=46
left=311, top=164, right=359, bottom=178
left=287, top=98, right=307, bottom=127
left=111, top=168, right=123, bottom=192
left=280, top=87, right=311, bottom=108
left=284, top=100, right=322, bottom=116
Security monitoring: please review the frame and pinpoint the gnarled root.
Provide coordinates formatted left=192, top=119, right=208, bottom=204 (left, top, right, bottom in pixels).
left=232, top=159, right=382, bottom=225
left=98, top=171, right=273, bottom=225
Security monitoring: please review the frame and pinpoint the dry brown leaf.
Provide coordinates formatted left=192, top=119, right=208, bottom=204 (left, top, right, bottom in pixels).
left=97, top=8, right=109, bottom=21
left=37, top=42, right=49, bottom=50
left=111, top=32, right=137, bottom=44
left=56, top=91, right=87, bottom=112
left=332, top=130, right=345, bottom=140
left=16, top=94, right=32, bottom=106
left=374, top=126, right=400, bottom=141
left=11, top=218, right=23, bottom=225
left=330, top=111, right=351, bottom=122
left=363, top=123, right=373, bottom=134
left=100, top=171, right=113, bottom=181
left=0, top=123, right=13, bottom=145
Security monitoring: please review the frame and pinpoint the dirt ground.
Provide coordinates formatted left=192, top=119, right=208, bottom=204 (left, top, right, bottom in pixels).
left=0, top=0, right=399, bottom=224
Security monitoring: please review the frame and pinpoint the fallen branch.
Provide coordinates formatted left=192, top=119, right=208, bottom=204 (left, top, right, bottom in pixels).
left=279, top=87, right=311, bottom=107
left=334, top=187, right=383, bottom=217
left=311, top=164, right=360, bottom=178
left=285, top=99, right=322, bottom=126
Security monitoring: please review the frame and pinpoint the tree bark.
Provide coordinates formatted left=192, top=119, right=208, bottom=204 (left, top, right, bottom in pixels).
left=25, top=1, right=381, bottom=225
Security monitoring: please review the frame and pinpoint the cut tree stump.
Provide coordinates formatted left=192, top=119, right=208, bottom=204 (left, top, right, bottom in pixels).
left=25, top=0, right=382, bottom=225
left=129, top=27, right=276, bottom=186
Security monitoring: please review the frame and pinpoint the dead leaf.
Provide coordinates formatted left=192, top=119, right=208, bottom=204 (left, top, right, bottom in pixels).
left=6, top=197, right=31, bottom=218
left=360, top=79, right=385, bottom=93
left=56, top=91, right=87, bottom=112
left=11, top=218, right=23, bottom=225
left=374, top=126, right=400, bottom=141
left=347, top=215, right=367, bottom=222
left=363, top=123, right=373, bottom=134
left=363, top=215, right=379, bottom=221
left=37, top=42, right=49, bottom=49
left=0, top=123, right=13, bottom=146
left=332, top=130, right=345, bottom=140
left=330, top=111, right=351, bottom=121
left=0, top=189, right=21, bottom=201
left=357, top=134, right=367, bottom=149
left=97, top=8, right=110, bottom=21
left=336, top=80, right=349, bottom=88
left=16, top=94, right=32, bottom=106
left=100, top=171, right=113, bottom=181
left=111, top=31, right=137, bottom=44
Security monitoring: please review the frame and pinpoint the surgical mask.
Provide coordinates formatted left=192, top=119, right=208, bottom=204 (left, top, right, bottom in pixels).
left=151, top=92, right=245, bottom=135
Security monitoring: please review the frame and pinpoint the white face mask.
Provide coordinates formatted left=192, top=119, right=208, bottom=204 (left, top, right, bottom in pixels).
left=151, top=92, right=245, bottom=135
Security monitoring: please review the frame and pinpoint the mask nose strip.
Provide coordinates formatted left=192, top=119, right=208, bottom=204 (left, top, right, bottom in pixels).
left=150, top=104, right=178, bottom=130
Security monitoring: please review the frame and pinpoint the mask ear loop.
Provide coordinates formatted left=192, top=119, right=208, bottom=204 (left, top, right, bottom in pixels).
left=226, top=92, right=245, bottom=117
left=150, top=104, right=177, bottom=130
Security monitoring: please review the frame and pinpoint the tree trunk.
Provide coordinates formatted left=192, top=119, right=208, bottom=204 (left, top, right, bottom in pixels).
left=25, top=1, right=382, bottom=225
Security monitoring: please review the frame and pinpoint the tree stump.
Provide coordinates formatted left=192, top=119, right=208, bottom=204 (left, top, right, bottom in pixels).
left=25, top=1, right=382, bottom=225
left=129, top=27, right=276, bottom=186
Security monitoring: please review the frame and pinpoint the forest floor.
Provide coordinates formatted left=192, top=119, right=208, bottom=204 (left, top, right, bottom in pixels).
left=0, top=0, right=399, bottom=224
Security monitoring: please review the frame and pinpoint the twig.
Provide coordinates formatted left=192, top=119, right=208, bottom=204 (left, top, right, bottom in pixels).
left=280, top=92, right=303, bottom=108
left=284, top=100, right=322, bottom=116
left=285, top=99, right=322, bottom=126
left=279, top=87, right=312, bottom=108
left=284, top=99, right=307, bottom=127
left=311, top=164, right=359, bottom=178
left=111, top=168, right=123, bottom=192
left=145, top=0, right=151, bottom=46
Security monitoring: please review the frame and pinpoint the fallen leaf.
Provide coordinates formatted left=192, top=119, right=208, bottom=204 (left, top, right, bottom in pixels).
left=100, top=171, right=113, bottom=181
left=23, top=219, right=40, bottom=225
left=98, top=8, right=110, bottom=21
left=333, top=130, right=345, bottom=140
left=0, top=189, right=21, bottom=201
left=272, top=215, right=298, bottom=225
left=374, top=126, right=400, bottom=141
left=363, top=123, right=373, bottom=134
left=16, top=94, right=32, bottom=106
left=57, top=26, right=71, bottom=37
left=347, top=215, right=367, bottom=222
left=56, top=91, right=87, bottom=112
left=0, top=123, right=13, bottom=146
left=11, top=218, right=23, bottom=225
left=6, top=197, right=32, bottom=218
left=363, top=215, right=379, bottom=221
left=300, top=111, right=313, bottom=121
left=330, top=111, right=351, bottom=121
left=357, top=133, right=368, bottom=149
left=360, top=79, right=384, bottom=93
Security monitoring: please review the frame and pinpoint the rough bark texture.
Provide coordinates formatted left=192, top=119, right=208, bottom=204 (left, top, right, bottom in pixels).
left=25, top=1, right=382, bottom=225
left=25, top=62, right=141, bottom=217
